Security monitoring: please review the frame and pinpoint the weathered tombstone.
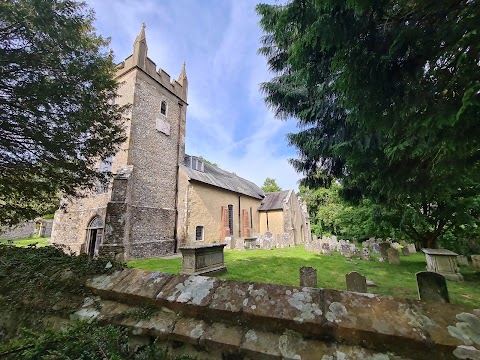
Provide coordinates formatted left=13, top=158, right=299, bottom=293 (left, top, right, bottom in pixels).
left=179, top=244, right=227, bottom=275
left=345, top=271, right=367, bottom=293
left=471, top=255, right=480, bottom=271
left=402, top=246, right=410, bottom=256
left=379, top=242, right=391, bottom=258
left=416, top=271, right=450, bottom=303
left=422, top=249, right=464, bottom=281
left=387, top=248, right=400, bottom=265
left=371, top=243, right=380, bottom=254
left=361, top=248, right=371, bottom=261
left=340, top=244, right=352, bottom=258
left=456, top=255, right=469, bottom=267
left=352, top=248, right=361, bottom=257
left=407, top=244, right=417, bottom=254
left=300, top=266, right=317, bottom=287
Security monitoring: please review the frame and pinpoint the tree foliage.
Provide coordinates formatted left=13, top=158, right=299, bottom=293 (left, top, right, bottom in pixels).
left=261, top=177, right=282, bottom=192
left=257, top=0, right=480, bottom=248
left=0, top=0, right=127, bottom=226
left=299, top=183, right=403, bottom=240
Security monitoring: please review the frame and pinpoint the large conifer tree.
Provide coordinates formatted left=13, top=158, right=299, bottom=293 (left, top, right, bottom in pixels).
left=0, top=0, right=127, bottom=225
left=257, top=0, right=480, bottom=247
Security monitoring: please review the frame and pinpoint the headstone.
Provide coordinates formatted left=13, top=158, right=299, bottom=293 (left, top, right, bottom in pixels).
left=387, top=248, right=400, bottom=265
left=352, top=248, right=361, bottom=257
left=345, top=271, right=367, bottom=293
left=402, top=246, right=410, bottom=256
left=407, top=244, right=417, bottom=254
left=371, top=243, right=380, bottom=254
left=471, top=255, right=480, bottom=271
left=392, top=242, right=402, bottom=250
left=300, top=266, right=317, bottom=287
left=361, top=248, right=371, bottom=261
left=456, top=255, right=468, bottom=267
left=340, top=244, right=352, bottom=258
left=379, top=242, right=391, bottom=258
left=416, top=271, right=450, bottom=303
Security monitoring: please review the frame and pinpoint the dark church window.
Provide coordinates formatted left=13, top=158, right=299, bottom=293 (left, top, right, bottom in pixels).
left=195, top=226, right=204, bottom=241
left=160, top=101, right=167, bottom=116
left=86, top=216, right=103, bottom=256
left=228, top=204, right=234, bottom=235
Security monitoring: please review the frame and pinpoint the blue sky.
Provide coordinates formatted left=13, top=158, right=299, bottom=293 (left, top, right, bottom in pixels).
left=86, top=0, right=302, bottom=191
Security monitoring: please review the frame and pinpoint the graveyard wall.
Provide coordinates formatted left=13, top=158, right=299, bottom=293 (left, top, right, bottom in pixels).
left=0, top=221, right=36, bottom=240
left=3, top=266, right=479, bottom=360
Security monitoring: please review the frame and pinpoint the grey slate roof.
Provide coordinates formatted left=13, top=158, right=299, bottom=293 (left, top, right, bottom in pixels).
left=258, top=190, right=291, bottom=211
left=180, top=156, right=265, bottom=200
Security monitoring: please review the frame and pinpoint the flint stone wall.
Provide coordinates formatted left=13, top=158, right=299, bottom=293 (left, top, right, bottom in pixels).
left=0, top=221, right=36, bottom=240
left=8, top=267, right=475, bottom=360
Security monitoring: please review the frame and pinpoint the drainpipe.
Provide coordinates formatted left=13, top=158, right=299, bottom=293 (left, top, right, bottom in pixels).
left=173, top=101, right=183, bottom=252
left=238, top=194, right=241, bottom=238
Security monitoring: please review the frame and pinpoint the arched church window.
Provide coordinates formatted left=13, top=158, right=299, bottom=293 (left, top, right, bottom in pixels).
left=86, top=216, right=104, bottom=256
left=160, top=101, right=167, bottom=116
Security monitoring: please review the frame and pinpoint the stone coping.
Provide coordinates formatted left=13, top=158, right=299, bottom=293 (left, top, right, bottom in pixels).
left=422, top=248, right=459, bottom=256
left=179, top=244, right=227, bottom=250
left=85, top=268, right=480, bottom=360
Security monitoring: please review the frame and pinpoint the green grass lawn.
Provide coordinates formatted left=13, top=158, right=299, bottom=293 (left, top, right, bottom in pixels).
left=128, top=245, right=480, bottom=308
left=0, top=237, right=50, bottom=247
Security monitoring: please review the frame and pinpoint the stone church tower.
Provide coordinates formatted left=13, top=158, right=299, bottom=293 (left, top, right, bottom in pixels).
left=51, top=25, right=188, bottom=260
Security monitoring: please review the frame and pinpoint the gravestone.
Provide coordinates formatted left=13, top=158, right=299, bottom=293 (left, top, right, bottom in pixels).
left=416, top=271, right=450, bottom=303
left=471, top=255, right=480, bottom=271
left=345, top=271, right=367, bottom=293
left=379, top=242, right=391, bottom=258
left=456, top=256, right=468, bottom=267
left=402, top=246, right=410, bottom=256
left=352, top=248, right=361, bottom=257
left=340, top=244, right=352, bottom=258
left=361, top=248, right=371, bottom=261
left=300, top=266, right=317, bottom=287
left=387, top=248, right=400, bottom=265
left=371, top=243, right=380, bottom=254
left=407, top=244, right=417, bottom=254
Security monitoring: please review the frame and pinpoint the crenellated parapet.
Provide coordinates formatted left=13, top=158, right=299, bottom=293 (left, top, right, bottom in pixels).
left=115, top=24, right=188, bottom=103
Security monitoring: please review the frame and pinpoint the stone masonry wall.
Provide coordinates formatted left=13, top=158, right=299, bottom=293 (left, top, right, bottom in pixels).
left=0, top=221, right=36, bottom=240
left=259, top=210, right=284, bottom=236
left=185, top=181, right=262, bottom=245
left=125, top=69, right=186, bottom=257
left=5, top=266, right=477, bottom=359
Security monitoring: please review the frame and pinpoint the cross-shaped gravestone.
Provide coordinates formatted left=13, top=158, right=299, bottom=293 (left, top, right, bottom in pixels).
left=345, top=271, right=367, bottom=293
left=416, top=271, right=450, bottom=303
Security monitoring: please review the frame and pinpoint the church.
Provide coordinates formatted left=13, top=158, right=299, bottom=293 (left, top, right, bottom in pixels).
left=51, top=26, right=311, bottom=260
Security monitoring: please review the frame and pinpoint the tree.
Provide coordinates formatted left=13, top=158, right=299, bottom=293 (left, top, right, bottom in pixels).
left=261, top=177, right=282, bottom=193
left=199, top=156, right=217, bottom=167
left=257, top=0, right=480, bottom=248
left=0, top=0, right=127, bottom=226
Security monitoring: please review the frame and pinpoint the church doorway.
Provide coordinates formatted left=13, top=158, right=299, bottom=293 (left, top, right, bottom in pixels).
left=86, top=216, right=104, bottom=256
